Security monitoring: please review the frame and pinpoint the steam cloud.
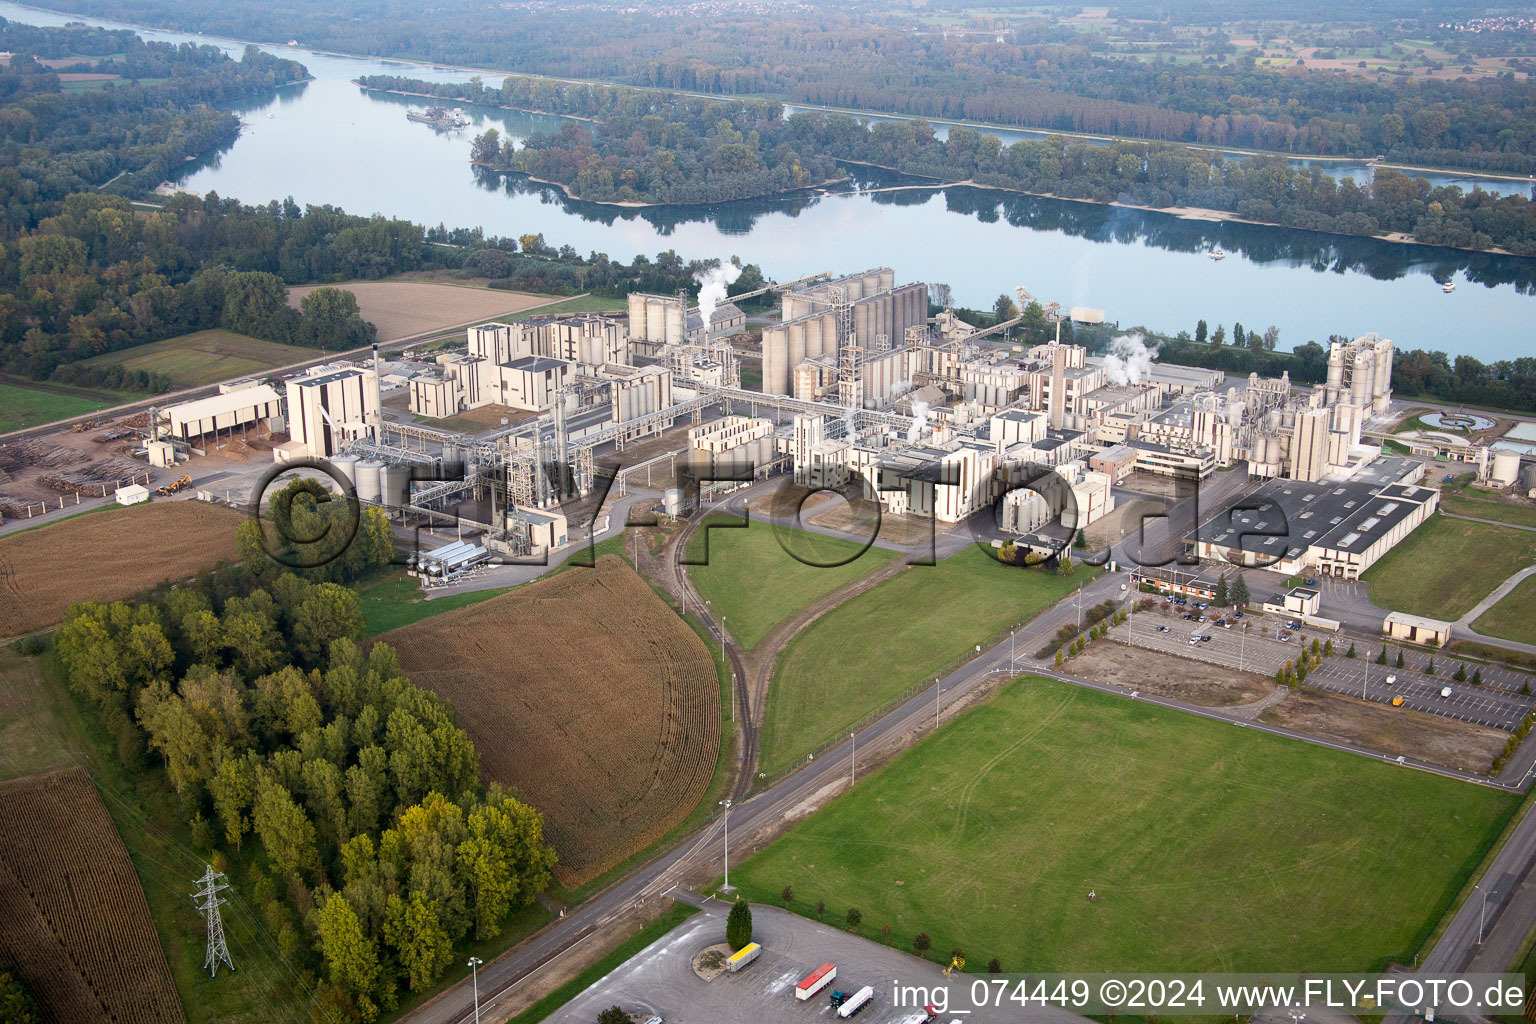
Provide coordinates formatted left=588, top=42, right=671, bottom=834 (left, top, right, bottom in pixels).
left=695, top=262, right=743, bottom=331
left=1103, top=332, right=1160, bottom=386
left=907, top=400, right=930, bottom=443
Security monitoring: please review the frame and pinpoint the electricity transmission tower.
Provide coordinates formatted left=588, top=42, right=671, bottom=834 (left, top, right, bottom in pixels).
left=191, top=864, right=235, bottom=977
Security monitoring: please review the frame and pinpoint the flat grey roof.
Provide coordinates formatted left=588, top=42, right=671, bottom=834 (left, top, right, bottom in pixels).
left=509, top=356, right=568, bottom=372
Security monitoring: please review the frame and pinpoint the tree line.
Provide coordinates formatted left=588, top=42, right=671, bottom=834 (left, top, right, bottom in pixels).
left=49, top=485, right=557, bottom=1022
left=25, top=0, right=1536, bottom=172
left=361, top=73, right=839, bottom=205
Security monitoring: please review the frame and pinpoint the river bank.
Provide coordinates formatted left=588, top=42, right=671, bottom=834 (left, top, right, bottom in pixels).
left=10, top=0, right=1534, bottom=188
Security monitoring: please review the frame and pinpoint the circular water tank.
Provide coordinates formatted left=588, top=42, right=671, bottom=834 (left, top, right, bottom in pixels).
left=355, top=460, right=383, bottom=503
left=330, top=453, right=358, bottom=487
left=663, top=487, right=684, bottom=516
left=380, top=464, right=411, bottom=507
left=1491, top=451, right=1521, bottom=486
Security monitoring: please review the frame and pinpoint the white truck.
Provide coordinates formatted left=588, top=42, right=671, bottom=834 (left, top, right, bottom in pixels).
left=837, top=986, right=875, bottom=1018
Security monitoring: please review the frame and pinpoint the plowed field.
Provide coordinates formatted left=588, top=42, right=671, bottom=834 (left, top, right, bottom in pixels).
left=384, top=555, right=720, bottom=885
left=0, top=768, right=186, bottom=1023
left=0, top=501, right=244, bottom=636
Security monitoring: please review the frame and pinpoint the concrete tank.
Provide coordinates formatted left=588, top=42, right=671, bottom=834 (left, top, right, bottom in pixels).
left=762, top=325, right=789, bottom=396
left=355, top=460, right=383, bottom=503
left=1521, top=462, right=1536, bottom=491
left=663, top=487, right=684, bottom=517
left=330, top=453, right=358, bottom=488
left=380, top=464, right=411, bottom=507
left=1491, top=451, right=1521, bottom=486
left=665, top=299, right=685, bottom=346
left=627, top=293, right=649, bottom=341
left=646, top=296, right=666, bottom=341
left=788, top=320, right=808, bottom=367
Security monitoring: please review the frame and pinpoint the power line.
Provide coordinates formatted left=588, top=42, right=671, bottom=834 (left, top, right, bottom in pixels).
left=192, top=864, right=236, bottom=977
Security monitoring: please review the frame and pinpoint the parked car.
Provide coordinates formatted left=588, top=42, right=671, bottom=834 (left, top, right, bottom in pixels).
left=1392, top=695, right=1404, bottom=706
left=1221, top=621, right=1233, bottom=629
left=1182, top=613, right=1194, bottom=620
left=1234, top=610, right=1244, bottom=618
left=1441, top=686, right=1453, bottom=698
left=1285, top=620, right=1302, bottom=629
left=1279, top=632, right=1291, bottom=641
left=1199, top=635, right=1213, bottom=643
left=1386, top=674, right=1398, bottom=685
left=1188, top=636, right=1200, bottom=645
left=1198, top=615, right=1208, bottom=622
left=1305, top=578, right=1317, bottom=585
left=1155, top=625, right=1170, bottom=632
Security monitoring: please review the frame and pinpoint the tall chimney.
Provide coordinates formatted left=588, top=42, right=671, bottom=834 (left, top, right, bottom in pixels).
left=371, top=343, right=384, bottom=442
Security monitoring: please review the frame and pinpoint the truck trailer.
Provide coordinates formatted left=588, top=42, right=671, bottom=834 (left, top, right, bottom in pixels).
left=725, top=942, right=761, bottom=972
left=796, top=962, right=837, bottom=1000
left=837, top=985, right=875, bottom=1018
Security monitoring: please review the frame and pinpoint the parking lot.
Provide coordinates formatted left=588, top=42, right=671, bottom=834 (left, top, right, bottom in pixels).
left=548, top=900, right=1094, bottom=1024
left=1123, top=600, right=1535, bottom=731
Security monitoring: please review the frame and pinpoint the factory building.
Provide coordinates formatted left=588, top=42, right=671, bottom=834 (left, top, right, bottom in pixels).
left=284, top=365, right=379, bottom=458
left=161, top=383, right=284, bottom=443
left=1185, top=472, right=1437, bottom=579
left=999, top=461, right=1115, bottom=534
left=690, top=415, right=778, bottom=481
left=610, top=365, right=675, bottom=443
left=760, top=268, right=928, bottom=397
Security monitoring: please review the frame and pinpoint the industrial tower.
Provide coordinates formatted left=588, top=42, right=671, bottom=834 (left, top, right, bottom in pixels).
left=191, top=864, right=235, bottom=977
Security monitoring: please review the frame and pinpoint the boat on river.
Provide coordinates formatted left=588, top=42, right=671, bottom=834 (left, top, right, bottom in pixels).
left=406, top=106, right=470, bottom=129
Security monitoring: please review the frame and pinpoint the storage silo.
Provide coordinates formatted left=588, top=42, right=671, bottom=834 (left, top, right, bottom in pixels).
left=646, top=296, right=666, bottom=341
left=1520, top=462, right=1536, bottom=492
left=627, top=293, right=649, bottom=342
left=380, top=463, right=411, bottom=507
left=762, top=325, right=789, bottom=395
left=1491, top=451, right=1521, bottom=486
left=876, top=267, right=895, bottom=291
left=1351, top=350, right=1373, bottom=409
left=853, top=302, right=871, bottom=347
left=664, top=298, right=685, bottom=346
left=663, top=487, right=684, bottom=517
left=355, top=460, right=383, bottom=503
left=801, top=316, right=822, bottom=360
left=330, top=453, right=358, bottom=489
left=788, top=319, right=809, bottom=367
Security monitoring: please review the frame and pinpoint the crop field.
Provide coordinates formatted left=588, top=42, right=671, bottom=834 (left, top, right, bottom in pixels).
left=1362, top=514, right=1536, bottom=621
left=0, top=501, right=244, bottom=636
left=760, top=546, right=1091, bottom=775
left=0, top=768, right=186, bottom=1023
left=686, top=515, right=900, bottom=651
left=79, top=330, right=318, bottom=389
left=384, top=555, right=720, bottom=885
left=735, top=677, right=1517, bottom=974
left=287, top=281, right=553, bottom=340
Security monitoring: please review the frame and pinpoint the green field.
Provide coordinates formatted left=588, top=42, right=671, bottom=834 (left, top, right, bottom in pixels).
left=1441, top=492, right=1536, bottom=530
left=759, top=545, right=1093, bottom=775
left=519, top=294, right=625, bottom=316
left=0, top=381, right=122, bottom=434
left=687, top=515, right=901, bottom=651
left=1363, top=514, right=1536, bottom=620
left=1474, top=574, right=1536, bottom=646
left=355, top=572, right=517, bottom=635
left=735, top=677, right=1517, bottom=974
left=80, top=330, right=320, bottom=389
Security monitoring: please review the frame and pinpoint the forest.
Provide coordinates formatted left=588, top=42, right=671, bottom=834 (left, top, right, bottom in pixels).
left=23, top=0, right=1536, bottom=172
left=47, top=483, right=558, bottom=1022
left=365, top=74, right=839, bottom=204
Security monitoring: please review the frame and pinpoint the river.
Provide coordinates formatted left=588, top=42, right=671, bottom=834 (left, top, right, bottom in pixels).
left=3, top=0, right=1534, bottom=363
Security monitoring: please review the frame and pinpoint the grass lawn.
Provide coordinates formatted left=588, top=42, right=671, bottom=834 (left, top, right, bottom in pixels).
left=355, top=571, right=515, bottom=635
left=80, top=330, right=320, bottom=389
left=0, top=380, right=124, bottom=433
left=1362, top=514, right=1536, bottom=620
left=759, top=545, right=1094, bottom=775
left=1474, top=574, right=1536, bottom=646
left=1441, top=492, right=1536, bottom=530
left=734, top=677, right=1518, bottom=974
left=522, top=294, right=625, bottom=316
left=686, top=514, right=901, bottom=651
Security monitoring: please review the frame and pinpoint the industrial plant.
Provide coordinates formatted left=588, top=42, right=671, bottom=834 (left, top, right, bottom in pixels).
left=142, top=264, right=1531, bottom=585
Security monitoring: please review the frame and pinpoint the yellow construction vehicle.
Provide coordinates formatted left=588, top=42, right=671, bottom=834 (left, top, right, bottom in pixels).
left=155, top=474, right=191, bottom=497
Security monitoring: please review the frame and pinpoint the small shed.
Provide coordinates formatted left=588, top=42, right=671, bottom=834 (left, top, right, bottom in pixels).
left=116, top=484, right=150, bottom=506
left=1383, top=610, right=1453, bottom=648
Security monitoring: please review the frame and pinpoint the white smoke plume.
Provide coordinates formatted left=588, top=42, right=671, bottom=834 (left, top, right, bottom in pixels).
left=1225, top=398, right=1246, bottom=427
left=694, top=262, right=743, bottom=331
left=1103, top=332, right=1160, bottom=386
left=907, top=400, right=930, bottom=443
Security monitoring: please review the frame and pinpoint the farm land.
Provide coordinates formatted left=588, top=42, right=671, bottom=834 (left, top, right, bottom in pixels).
left=686, top=514, right=901, bottom=652
left=734, top=677, right=1518, bottom=975
left=759, top=546, right=1094, bottom=776
left=286, top=280, right=554, bottom=340
left=384, top=554, right=721, bottom=885
left=78, top=330, right=320, bottom=390
left=0, top=768, right=186, bottom=1024
left=0, top=501, right=244, bottom=637
left=1362, top=514, right=1536, bottom=620
left=1474, top=575, right=1536, bottom=647
left=0, top=379, right=126, bottom=434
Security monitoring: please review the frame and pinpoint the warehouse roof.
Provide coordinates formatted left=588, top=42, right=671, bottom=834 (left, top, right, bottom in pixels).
left=508, top=356, right=568, bottom=373
left=1188, top=476, right=1435, bottom=561
left=163, top=385, right=281, bottom=425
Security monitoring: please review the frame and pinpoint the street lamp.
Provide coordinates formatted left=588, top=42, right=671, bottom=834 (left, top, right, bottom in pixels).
left=935, top=680, right=944, bottom=730
left=849, top=731, right=856, bottom=786
left=1478, top=885, right=1497, bottom=943
left=467, top=957, right=483, bottom=1024
left=719, top=799, right=733, bottom=892
left=721, top=615, right=727, bottom=663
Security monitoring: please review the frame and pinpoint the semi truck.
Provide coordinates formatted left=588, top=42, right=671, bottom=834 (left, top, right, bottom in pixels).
left=725, top=942, right=761, bottom=972
left=836, top=985, right=875, bottom=1018
left=796, top=962, right=837, bottom=1000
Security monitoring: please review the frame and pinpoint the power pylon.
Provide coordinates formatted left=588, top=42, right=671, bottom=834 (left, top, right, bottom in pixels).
left=191, top=864, right=235, bottom=977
